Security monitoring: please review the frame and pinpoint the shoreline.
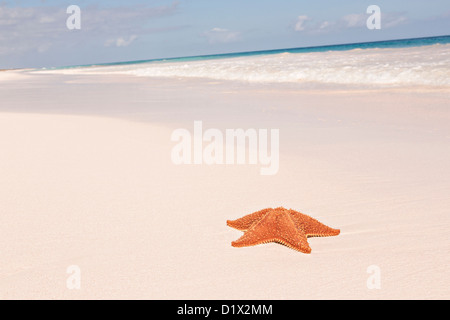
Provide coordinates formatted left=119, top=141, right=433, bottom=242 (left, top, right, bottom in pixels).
left=7, top=33, right=450, bottom=72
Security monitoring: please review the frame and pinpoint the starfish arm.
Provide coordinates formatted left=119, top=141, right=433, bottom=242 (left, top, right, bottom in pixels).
left=231, top=210, right=311, bottom=253
left=289, top=209, right=340, bottom=238
left=226, top=208, right=272, bottom=231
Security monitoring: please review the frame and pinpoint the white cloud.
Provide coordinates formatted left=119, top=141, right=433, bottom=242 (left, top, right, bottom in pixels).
left=292, top=11, right=408, bottom=34
left=294, top=15, right=310, bottom=31
left=38, top=15, right=57, bottom=24
left=0, top=3, right=179, bottom=62
left=203, top=28, right=241, bottom=44
left=384, top=16, right=407, bottom=28
left=105, top=35, right=138, bottom=47
left=319, top=21, right=332, bottom=30
left=339, top=12, right=408, bottom=30
left=342, top=13, right=366, bottom=28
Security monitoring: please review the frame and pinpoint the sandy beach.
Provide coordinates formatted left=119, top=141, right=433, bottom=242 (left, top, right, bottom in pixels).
left=0, top=67, right=449, bottom=299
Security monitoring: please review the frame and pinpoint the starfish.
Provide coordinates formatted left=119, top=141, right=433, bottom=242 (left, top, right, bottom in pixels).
left=227, top=207, right=340, bottom=253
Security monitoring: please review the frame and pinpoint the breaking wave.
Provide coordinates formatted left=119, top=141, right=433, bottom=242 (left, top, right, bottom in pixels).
left=41, top=40, right=450, bottom=87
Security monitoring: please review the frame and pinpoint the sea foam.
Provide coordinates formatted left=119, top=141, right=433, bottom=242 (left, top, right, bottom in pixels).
left=42, top=43, right=450, bottom=87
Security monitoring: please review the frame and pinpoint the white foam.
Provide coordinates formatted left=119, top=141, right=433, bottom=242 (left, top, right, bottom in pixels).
left=41, top=44, right=450, bottom=87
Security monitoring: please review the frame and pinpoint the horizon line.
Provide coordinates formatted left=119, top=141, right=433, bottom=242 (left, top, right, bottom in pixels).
left=8, top=33, right=450, bottom=71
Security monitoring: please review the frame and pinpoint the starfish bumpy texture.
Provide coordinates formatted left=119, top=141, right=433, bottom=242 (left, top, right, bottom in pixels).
left=227, top=207, right=340, bottom=253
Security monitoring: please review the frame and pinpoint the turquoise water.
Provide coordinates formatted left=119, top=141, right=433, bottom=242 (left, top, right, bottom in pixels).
left=56, top=35, right=450, bottom=70
left=48, top=35, right=450, bottom=87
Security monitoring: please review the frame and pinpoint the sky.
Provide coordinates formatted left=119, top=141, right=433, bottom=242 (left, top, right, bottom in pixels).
left=1, top=0, right=449, bottom=68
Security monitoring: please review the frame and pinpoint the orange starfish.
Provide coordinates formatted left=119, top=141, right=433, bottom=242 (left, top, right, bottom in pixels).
left=227, top=207, right=340, bottom=253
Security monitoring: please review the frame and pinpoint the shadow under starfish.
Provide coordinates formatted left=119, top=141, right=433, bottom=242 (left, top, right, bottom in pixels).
left=227, top=207, right=340, bottom=253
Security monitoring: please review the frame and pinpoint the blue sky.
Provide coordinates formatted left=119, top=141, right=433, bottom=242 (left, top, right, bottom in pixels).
left=1, top=0, right=449, bottom=68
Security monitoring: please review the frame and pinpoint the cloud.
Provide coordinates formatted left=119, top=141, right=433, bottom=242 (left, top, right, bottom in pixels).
left=294, top=15, right=310, bottom=32
left=105, top=35, right=138, bottom=47
left=319, top=21, right=331, bottom=30
left=342, top=14, right=366, bottom=28
left=0, top=3, right=180, bottom=61
left=292, top=11, right=408, bottom=34
left=80, top=3, right=179, bottom=35
left=342, top=12, right=408, bottom=30
left=203, top=27, right=241, bottom=44
left=384, top=16, right=407, bottom=28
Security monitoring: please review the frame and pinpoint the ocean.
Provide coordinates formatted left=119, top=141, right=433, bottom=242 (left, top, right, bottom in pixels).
left=45, top=35, right=450, bottom=87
